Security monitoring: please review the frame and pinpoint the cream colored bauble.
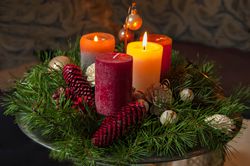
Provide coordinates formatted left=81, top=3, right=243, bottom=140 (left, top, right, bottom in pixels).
left=85, top=63, right=95, bottom=87
left=179, top=88, right=194, bottom=102
left=204, top=114, right=235, bottom=134
left=48, top=56, right=71, bottom=71
left=160, top=110, right=177, bottom=125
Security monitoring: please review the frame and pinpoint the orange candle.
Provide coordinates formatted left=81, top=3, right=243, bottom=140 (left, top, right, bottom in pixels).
left=127, top=32, right=163, bottom=92
left=80, top=32, right=115, bottom=68
left=140, top=34, right=172, bottom=81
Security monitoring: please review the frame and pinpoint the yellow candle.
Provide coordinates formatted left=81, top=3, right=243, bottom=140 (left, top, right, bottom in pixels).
left=126, top=32, right=163, bottom=92
left=80, top=32, right=115, bottom=68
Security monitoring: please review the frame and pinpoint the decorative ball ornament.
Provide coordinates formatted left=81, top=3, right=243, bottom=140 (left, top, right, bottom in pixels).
left=146, top=82, right=173, bottom=109
left=205, top=114, right=236, bottom=134
left=179, top=88, right=194, bottom=102
left=85, top=63, right=95, bottom=86
left=126, top=2, right=142, bottom=31
left=126, top=13, right=143, bottom=31
left=118, top=26, right=134, bottom=42
left=160, top=110, right=178, bottom=125
left=145, top=81, right=173, bottom=116
left=48, top=56, right=71, bottom=71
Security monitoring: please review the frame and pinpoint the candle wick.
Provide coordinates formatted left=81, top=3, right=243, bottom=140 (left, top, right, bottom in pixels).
left=113, top=53, right=120, bottom=59
left=143, top=46, right=146, bottom=50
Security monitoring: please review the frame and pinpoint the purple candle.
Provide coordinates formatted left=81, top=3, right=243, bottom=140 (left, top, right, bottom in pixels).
left=95, top=52, right=133, bottom=116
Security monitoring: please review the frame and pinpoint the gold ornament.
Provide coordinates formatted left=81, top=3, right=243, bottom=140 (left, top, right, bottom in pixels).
left=146, top=83, right=173, bottom=107
left=118, top=26, right=134, bottom=42
left=145, top=80, right=173, bottom=116
left=126, top=2, right=142, bottom=31
left=85, top=63, right=95, bottom=87
left=205, top=114, right=235, bottom=134
left=48, top=56, right=71, bottom=71
left=127, top=14, right=143, bottom=30
left=179, top=88, right=194, bottom=102
left=160, top=110, right=178, bottom=125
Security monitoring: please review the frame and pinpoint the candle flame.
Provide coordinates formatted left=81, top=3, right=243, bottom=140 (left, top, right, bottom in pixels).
left=94, top=35, right=98, bottom=42
left=142, top=32, right=147, bottom=50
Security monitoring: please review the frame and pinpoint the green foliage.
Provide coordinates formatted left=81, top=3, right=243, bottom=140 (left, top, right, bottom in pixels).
left=3, top=40, right=249, bottom=165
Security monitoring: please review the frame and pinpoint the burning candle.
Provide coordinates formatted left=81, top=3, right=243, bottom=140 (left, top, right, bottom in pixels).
left=140, top=34, right=172, bottom=80
left=127, top=32, right=163, bottom=92
left=80, top=32, right=115, bottom=68
left=95, top=52, right=133, bottom=116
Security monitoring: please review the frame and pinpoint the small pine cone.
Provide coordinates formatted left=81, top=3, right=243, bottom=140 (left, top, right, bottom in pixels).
left=52, top=87, right=65, bottom=100
left=52, top=87, right=65, bottom=109
left=91, top=101, right=148, bottom=147
left=63, top=64, right=95, bottom=109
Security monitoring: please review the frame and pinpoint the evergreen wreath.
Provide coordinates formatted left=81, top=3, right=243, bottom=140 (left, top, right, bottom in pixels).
left=3, top=40, right=250, bottom=166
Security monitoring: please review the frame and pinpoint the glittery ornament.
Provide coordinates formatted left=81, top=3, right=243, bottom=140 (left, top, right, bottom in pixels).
left=126, top=13, right=143, bottom=30
left=48, top=56, right=71, bottom=71
left=160, top=110, right=177, bottom=125
left=85, top=63, right=95, bottom=86
left=126, top=3, right=142, bottom=31
left=118, top=26, right=134, bottom=42
left=145, top=82, right=173, bottom=115
left=179, top=88, right=194, bottom=102
left=205, top=114, right=235, bottom=133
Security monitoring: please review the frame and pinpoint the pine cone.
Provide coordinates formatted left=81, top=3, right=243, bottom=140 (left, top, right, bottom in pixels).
left=91, top=101, right=148, bottom=147
left=52, top=87, right=65, bottom=109
left=63, top=64, right=95, bottom=110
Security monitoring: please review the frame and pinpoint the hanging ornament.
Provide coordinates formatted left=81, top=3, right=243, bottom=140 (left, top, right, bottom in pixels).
left=160, top=110, right=178, bottom=125
left=145, top=80, right=173, bottom=116
left=179, top=88, right=194, bottom=102
left=91, top=101, right=148, bottom=147
left=85, top=63, right=95, bottom=87
left=118, top=25, right=135, bottom=42
left=48, top=55, right=71, bottom=71
left=126, top=2, right=143, bottom=31
left=204, top=114, right=236, bottom=134
left=63, top=64, right=95, bottom=111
